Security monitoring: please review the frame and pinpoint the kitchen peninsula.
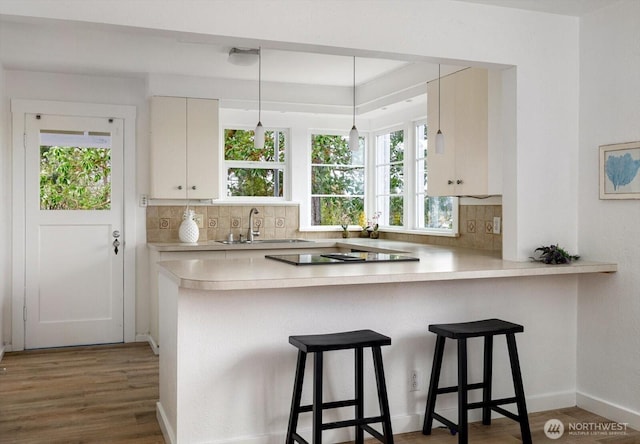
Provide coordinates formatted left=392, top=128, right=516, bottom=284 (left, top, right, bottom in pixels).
left=154, top=240, right=616, bottom=444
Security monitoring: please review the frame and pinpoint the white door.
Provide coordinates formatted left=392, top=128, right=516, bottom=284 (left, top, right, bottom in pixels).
left=24, top=113, right=124, bottom=349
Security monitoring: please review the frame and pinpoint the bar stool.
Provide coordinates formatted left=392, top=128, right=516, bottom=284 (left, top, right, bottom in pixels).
left=286, top=329, right=394, bottom=444
left=422, top=319, right=532, bottom=444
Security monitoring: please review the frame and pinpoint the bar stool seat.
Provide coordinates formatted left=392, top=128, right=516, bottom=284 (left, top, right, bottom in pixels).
left=422, top=319, right=532, bottom=444
left=286, top=329, right=394, bottom=444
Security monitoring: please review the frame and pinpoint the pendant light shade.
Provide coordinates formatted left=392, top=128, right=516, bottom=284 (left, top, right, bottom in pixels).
left=435, top=64, right=445, bottom=154
left=254, top=47, right=265, bottom=149
left=348, top=56, right=359, bottom=152
left=349, top=125, right=359, bottom=151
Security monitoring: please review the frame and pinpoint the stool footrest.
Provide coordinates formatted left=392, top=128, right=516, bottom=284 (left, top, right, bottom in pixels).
left=322, top=415, right=384, bottom=431
left=298, top=399, right=357, bottom=413
left=467, top=396, right=518, bottom=411
left=436, top=382, right=485, bottom=394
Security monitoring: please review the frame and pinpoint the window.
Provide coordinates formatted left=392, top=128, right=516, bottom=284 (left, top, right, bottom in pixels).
left=310, top=133, right=364, bottom=226
left=375, top=129, right=404, bottom=227
left=39, top=130, right=112, bottom=210
left=415, top=122, right=455, bottom=231
left=224, top=128, right=287, bottom=197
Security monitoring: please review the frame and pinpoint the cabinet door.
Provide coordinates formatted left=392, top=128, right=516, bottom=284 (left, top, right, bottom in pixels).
left=426, top=68, right=488, bottom=196
left=426, top=73, right=456, bottom=196
left=150, top=97, right=187, bottom=198
left=454, top=68, right=488, bottom=195
left=186, top=98, right=219, bottom=199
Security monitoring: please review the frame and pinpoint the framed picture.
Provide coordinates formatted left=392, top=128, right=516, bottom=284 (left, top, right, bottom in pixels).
left=600, top=141, right=640, bottom=199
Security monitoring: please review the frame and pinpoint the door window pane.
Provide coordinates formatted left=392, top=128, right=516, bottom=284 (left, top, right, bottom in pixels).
left=39, top=130, right=112, bottom=210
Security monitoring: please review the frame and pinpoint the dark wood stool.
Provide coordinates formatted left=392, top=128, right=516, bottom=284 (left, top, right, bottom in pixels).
left=286, top=329, right=394, bottom=444
left=422, top=319, right=532, bottom=444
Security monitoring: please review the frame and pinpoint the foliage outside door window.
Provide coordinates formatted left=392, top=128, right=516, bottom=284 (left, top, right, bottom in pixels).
left=39, top=131, right=112, bottom=210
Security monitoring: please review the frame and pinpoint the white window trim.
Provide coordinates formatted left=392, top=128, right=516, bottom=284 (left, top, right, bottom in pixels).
left=300, top=129, right=367, bottom=230
left=221, top=126, right=291, bottom=201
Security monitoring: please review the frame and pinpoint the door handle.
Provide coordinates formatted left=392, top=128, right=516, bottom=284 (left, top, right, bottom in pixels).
left=113, top=230, right=121, bottom=255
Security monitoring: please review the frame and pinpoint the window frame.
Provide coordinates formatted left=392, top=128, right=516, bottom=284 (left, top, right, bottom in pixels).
left=413, top=120, right=459, bottom=235
left=222, top=126, right=290, bottom=201
left=308, top=130, right=366, bottom=229
left=373, top=125, right=406, bottom=229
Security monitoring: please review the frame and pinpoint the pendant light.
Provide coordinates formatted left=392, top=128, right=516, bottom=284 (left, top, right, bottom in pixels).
left=254, top=46, right=265, bottom=149
left=348, top=56, right=359, bottom=152
left=435, top=64, right=445, bottom=154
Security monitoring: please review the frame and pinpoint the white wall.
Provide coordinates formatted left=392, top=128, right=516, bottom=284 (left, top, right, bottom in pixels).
left=0, top=64, right=8, bottom=354
left=577, top=0, right=640, bottom=429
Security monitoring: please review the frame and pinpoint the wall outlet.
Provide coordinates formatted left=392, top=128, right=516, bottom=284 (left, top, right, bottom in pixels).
left=409, top=369, right=422, bottom=392
left=139, top=194, right=148, bottom=207
left=493, top=216, right=501, bottom=234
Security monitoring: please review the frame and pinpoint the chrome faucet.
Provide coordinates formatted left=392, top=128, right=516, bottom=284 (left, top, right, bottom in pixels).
left=247, top=207, right=260, bottom=242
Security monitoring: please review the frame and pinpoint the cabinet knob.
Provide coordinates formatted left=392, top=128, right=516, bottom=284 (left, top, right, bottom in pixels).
left=191, top=185, right=197, bottom=190
left=456, top=179, right=464, bottom=185
left=447, top=180, right=454, bottom=185
left=177, top=185, right=183, bottom=190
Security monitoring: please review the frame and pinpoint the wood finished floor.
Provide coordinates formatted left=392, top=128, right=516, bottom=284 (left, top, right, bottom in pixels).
left=1, top=343, right=638, bottom=443
left=0, top=343, right=163, bottom=443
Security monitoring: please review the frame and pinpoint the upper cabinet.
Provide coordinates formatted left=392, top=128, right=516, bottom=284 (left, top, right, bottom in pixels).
left=150, top=96, right=219, bottom=199
left=427, top=68, right=501, bottom=197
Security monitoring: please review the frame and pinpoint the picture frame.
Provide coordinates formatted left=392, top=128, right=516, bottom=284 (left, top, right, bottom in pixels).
left=599, top=141, right=640, bottom=199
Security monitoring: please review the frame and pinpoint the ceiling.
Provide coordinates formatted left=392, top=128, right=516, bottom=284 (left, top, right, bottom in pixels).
left=0, top=0, right=619, bottom=117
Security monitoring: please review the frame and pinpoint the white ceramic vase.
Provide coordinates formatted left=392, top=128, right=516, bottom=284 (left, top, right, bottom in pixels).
left=178, top=209, right=199, bottom=243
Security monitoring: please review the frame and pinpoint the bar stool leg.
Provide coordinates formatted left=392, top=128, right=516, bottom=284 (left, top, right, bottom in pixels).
left=372, top=346, right=394, bottom=444
left=458, top=338, right=469, bottom=444
left=506, top=334, right=532, bottom=444
left=422, top=335, right=446, bottom=435
left=482, top=335, right=493, bottom=425
left=312, top=351, right=323, bottom=444
left=286, top=351, right=306, bottom=444
left=355, top=347, right=364, bottom=444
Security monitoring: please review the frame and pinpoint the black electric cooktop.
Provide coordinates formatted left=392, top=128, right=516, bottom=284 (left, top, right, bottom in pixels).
left=265, top=252, right=419, bottom=265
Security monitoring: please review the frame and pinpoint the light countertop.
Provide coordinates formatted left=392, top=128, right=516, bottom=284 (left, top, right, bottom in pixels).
left=154, top=239, right=617, bottom=291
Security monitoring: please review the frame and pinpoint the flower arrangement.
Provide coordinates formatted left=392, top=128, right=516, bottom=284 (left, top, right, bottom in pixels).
left=357, top=212, right=382, bottom=238
left=339, top=214, right=351, bottom=238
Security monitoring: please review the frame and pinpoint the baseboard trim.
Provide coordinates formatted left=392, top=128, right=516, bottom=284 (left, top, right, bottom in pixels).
left=136, top=334, right=159, bottom=355
left=577, top=391, right=640, bottom=430
left=176, top=392, right=575, bottom=444
left=156, top=402, right=176, bottom=444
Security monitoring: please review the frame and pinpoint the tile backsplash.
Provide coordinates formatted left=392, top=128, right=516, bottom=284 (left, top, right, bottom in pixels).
left=146, top=205, right=301, bottom=243
left=146, top=203, right=502, bottom=252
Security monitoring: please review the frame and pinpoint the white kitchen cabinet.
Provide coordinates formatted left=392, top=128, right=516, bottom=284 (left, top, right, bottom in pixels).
left=427, top=68, right=492, bottom=196
left=150, top=96, right=219, bottom=199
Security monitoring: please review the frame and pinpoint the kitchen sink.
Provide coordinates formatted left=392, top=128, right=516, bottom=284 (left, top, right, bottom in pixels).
left=216, top=239, right=313, bottom=245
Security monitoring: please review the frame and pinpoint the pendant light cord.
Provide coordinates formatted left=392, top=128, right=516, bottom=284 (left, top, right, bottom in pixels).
left=438, top=63, right=441, bottom=130
left=352, top=56, right=356, bottom=126
left=258, top=47, right=262, bottom=123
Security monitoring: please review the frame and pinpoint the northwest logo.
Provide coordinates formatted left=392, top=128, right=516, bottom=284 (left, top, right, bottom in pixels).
left=544, top=419, right=565, bottom=439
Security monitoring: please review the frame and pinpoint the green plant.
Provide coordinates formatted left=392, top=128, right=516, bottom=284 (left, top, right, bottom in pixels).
left=531, top=244, right=580, bottom=264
